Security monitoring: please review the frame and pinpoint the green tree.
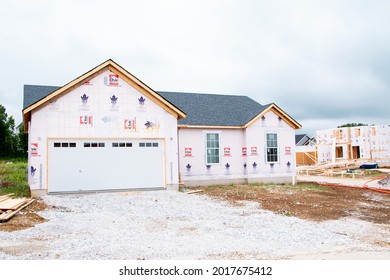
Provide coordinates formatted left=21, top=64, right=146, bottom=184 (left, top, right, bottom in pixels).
left=16, top=123, right=28, bottom=158
left=0, top=104, right=16, bottom=157
left=337, top=123, right=368, bottom=128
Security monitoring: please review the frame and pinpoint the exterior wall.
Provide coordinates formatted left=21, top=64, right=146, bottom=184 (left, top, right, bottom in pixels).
left=316, top=125, right=390, bottom=163
left=178, top=110, right=297, bottom=186
left=27, top=70, right=179, bottom=195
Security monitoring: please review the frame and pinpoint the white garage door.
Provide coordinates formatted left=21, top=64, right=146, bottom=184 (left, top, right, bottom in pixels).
left=48, top=139, right=165, bottom=193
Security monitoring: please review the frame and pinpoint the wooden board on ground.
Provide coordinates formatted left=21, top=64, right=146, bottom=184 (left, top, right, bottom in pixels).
left=0, top=198, right=29, bottom=210
left=0, top=194, right=13, bottom=203
left=185, top=190, right=203, bottom=194
left=0, top=198, right=35, bottom=221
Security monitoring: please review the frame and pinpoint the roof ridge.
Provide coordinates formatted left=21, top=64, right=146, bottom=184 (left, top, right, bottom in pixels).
left=24, top=84, right=60, bottom=87
left=157, top=91, right=250, bottom=98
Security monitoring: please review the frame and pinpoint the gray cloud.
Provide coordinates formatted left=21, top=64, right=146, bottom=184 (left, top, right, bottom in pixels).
left=0, top=0, right=389, bottom=136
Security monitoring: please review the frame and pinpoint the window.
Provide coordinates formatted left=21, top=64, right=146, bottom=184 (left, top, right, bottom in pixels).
left=206, top=133, right=220, bottom=164
left=266, top=133, right=278, bottom=162
left=112, top=142, right=132, bottom=147
left=139, top=142, right=158, bottom=147
left=54, top=142, right=76, bottom=148
left=84, top=142, right=105, bottom=148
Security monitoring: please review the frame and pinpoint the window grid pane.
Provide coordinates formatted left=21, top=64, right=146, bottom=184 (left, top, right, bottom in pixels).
left=206, top=133, right=220, bottom=164
left=266, top=133, right=278, bottom=163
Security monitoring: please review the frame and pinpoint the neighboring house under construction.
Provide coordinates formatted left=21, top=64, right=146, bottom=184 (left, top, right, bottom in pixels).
left=295, top=134, right=317, bottom=165
left=316, top=125, right=390, bottom=163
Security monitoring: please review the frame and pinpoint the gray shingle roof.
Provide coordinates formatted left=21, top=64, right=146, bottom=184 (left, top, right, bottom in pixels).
left=23, top=85, right=269, bottom=127
left=295, top=134, right=310, bottom=145
left=295, top=134, right=306, bottom=144
left=158, top=91, right=268, bottom=126
left=23, top=85, right=60, bottom=109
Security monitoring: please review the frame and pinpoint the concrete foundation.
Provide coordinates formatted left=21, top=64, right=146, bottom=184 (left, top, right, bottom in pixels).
left=181, top=176, right=294, bottom=187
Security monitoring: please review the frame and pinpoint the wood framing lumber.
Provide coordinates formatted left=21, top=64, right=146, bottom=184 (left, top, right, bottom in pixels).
left=0, top=198, right=29, bottom=210
left=185, top=190, right=204, bottom=194
left=0, top=199, right=35, bottom=221
left=0, top=194, right=13, bottom=203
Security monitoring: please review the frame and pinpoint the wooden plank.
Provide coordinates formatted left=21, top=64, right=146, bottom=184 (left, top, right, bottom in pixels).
left=0, top=198, right=28, bottom=210
left=0, top=199, right=35, bottom=221
left=0, top=194, right=13, bottom=203
left=185, top=190, right=203, bottom=194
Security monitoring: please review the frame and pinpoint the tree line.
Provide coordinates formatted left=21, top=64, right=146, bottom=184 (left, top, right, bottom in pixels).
left=0, top=104, right=28, bottom=158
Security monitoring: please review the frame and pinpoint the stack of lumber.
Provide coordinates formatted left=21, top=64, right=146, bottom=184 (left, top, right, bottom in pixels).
left=0, top=194, right=35, bottom=222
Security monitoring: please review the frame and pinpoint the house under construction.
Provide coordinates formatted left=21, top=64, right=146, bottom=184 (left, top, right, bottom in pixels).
left=296, top=125, right=390, bottom=165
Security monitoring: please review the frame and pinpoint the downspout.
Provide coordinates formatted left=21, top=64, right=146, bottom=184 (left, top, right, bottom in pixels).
left=177, top=127, right=182, bottom=188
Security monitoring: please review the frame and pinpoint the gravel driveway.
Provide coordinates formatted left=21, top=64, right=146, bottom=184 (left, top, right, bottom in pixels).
left=0, top=190, right=389, bottom=259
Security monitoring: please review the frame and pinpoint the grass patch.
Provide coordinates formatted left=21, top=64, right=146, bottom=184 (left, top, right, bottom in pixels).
left=0, top=158, right=30, bottom=197
left=293, top=183, right=327, bottom=191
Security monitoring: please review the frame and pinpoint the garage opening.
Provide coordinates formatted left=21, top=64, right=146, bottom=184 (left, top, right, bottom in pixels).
left=48, top=139, right=165, bottom=193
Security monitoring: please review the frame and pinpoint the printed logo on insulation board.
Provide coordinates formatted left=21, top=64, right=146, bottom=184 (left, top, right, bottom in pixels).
left=108, top=74, right=119, bottom=86
left=79, top=94, right=90, bottom=111
left=250, top=146, right=257, bottom=155
left=31, top=143, right=38, bottom=156
left=124, top=119, right=136, bottom=131
left=144, top=120, right=160, bottom=133
left=223, top=147, right=231, bottom=157
left=137, top=96, right=147, bottom=112
left=184, top=147, right=192, bottom=157
left=80, top=116, right=93, bottom=126
left=242, top=147, right=247, bottom=156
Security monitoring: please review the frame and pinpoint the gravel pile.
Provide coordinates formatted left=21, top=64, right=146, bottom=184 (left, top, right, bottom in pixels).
left=0, top=190, right=386, bottom=260
left=376, top=175, right=390, bottom=190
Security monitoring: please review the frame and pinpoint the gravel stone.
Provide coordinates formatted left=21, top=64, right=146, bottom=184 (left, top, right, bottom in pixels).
left=0, top=190, right=387, bottom=259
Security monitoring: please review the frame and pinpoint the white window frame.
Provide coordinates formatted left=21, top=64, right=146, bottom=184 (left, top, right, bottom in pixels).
left=265, top=132, right=279, bottom=163
left=205, top=132, right=221, bottom=164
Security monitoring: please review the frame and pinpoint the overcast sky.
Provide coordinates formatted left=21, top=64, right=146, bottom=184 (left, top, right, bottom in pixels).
left=1, top=0, right=389, bottom=135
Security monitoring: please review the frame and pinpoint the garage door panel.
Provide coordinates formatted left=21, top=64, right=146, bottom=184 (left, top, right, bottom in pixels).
left=48, top=139, right=165, bottom=192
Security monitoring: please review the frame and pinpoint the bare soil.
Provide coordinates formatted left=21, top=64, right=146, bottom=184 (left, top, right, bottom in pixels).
left=0, top=199, right=48, bottom=232
left=196, top=182, right=390, bottom=224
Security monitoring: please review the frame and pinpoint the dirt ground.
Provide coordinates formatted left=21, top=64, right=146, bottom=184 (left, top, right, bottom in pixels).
left=0, top=199, right=47, bottom=232
left=1, top=181, right=389, bottom=233
left=194, top=182, right=390, bottom=224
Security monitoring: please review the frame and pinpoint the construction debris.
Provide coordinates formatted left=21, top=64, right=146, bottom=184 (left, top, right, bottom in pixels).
left=184, top=190, right=204, bottom=194
left=0, top=196, right=35, bottom=222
